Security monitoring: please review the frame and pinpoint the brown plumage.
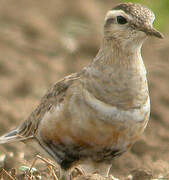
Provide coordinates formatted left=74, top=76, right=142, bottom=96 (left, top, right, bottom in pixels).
left=0, top=2, right=163, bottom=177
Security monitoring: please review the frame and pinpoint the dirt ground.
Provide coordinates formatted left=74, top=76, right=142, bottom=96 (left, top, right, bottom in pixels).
left=0, top=0, right=168, bottom=179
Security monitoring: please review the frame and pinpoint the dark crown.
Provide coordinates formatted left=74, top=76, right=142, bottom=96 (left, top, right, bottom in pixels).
left=113, top=3, right=155, bottom=26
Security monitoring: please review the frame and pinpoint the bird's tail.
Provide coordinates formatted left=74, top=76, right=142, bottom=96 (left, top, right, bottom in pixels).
left=0, top=129, right=26, bottom=144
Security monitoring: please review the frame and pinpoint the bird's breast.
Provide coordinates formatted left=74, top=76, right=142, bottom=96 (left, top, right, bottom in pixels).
left=37, top=84, right=150, bottom=168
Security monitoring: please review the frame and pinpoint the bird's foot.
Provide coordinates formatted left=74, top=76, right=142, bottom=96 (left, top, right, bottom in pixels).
left=109, top=174, right=119, bottom=180
left=66, top=167, right=85, bottom=180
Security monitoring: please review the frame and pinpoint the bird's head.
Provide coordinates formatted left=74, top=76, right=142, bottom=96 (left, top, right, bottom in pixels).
left=104, top=3, right=163, bottom=49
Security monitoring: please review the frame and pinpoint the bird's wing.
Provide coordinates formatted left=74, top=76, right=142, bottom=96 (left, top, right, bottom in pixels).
left=0, top=72, right=81, bottom=144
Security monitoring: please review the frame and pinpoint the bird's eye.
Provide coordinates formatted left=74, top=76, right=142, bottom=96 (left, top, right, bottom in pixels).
left=116, top=16, right=127, bottom=24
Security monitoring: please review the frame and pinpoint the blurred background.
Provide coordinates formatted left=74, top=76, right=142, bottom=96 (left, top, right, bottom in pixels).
left=0, top=0, right=168, bottom=179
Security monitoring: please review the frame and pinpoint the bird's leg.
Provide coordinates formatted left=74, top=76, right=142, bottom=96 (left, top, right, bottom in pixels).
left=79, top=161, right=112, bottom=177
left=63, top=167, right=85, bottom=180
left=70, top=167, right=86, bottom=179
left=94, top=163, right=112, bottom=177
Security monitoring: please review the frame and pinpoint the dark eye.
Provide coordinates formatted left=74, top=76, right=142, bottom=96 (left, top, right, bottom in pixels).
left=116, top=16, right=127, bottom=24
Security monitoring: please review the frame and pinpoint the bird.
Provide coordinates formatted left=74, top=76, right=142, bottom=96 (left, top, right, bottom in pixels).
left=0, top=2, right=163, bottom=178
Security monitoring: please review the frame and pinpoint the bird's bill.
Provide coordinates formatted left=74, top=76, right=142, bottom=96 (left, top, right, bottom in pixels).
left=144, top=27, right=164, bottom=39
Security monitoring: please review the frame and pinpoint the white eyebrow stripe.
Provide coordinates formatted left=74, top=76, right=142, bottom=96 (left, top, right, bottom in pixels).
left=105, top=10, right=132, bottom=21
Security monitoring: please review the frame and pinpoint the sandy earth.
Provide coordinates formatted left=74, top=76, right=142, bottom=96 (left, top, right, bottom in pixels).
left=0, top=0, right=168, bottom=179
